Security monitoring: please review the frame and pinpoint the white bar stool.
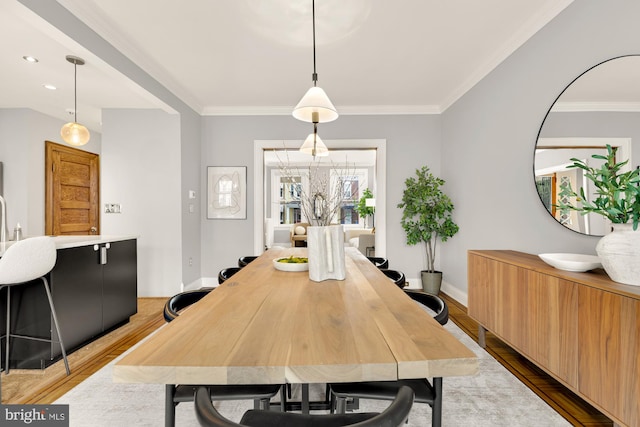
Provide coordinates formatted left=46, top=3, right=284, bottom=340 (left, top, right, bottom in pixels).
left=0, top=236, right=70, bottom=375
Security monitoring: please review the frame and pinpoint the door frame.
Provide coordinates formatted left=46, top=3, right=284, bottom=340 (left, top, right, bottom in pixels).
left=253, top=139, right=387, bottom=256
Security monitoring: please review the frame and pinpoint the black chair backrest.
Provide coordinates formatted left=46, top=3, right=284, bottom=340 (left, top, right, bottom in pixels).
left=194, top=385, right=414, bottom=427
left=366, top=257, right=389, bottom=269
left=238, top=256, right=258, bottom=268
left=404, top=290, right=449, bottom=325
left=380, top=269, right=406, bottom=288
left=163, top=289, right=212, bottom=323
left=218, top=267, right=242, bottom=284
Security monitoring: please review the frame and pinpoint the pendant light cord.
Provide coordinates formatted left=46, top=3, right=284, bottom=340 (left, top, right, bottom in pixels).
left=312, top=0, right=317, bottom=86
left=74, top=61, right=78, bottom=123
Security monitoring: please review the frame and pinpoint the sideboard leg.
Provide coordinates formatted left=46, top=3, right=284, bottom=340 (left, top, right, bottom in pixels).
left=478, top=325, right=486, bottom=348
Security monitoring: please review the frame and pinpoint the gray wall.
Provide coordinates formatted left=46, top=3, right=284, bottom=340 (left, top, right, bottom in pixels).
left=102, top=109, right=182, bottom=297
left=0, top=108, right=101, bottom=237
left=542, top=111, right=640, bottom=161
left=201, top=114, right=440, bottom=281
left=19, top=0, right=203, bottom=292
left=440, top=0, right=640, bottom=298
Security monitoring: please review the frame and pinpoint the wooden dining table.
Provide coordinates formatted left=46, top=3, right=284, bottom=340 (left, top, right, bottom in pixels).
left=113, top=247, right=478, bottom=420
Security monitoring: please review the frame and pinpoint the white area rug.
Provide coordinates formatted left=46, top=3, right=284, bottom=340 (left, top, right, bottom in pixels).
left=55, top=319, right=570, bottom=426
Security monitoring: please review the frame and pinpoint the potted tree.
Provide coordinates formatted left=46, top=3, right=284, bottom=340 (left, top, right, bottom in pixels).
left=355, top=188, right=375, bottom=228
left=398, top=166, right=459, bottom=294
left=556, top=144, right=640, bottom=286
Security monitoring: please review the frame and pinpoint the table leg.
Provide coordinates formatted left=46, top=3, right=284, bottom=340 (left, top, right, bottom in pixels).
left=478, top=325, right=487, bottom=348
left=432, top=377, right=442, bottom=427
left=165, top=384, right=176, bottom=427
left=301, top=383, right=310, bottom=414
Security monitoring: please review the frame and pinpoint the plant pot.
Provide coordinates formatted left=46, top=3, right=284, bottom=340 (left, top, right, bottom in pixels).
left=596, top=223, right=640, bottom=286
left=307, top=225, right=346, bottom=282
left=421, top=271, right=442, bottom=295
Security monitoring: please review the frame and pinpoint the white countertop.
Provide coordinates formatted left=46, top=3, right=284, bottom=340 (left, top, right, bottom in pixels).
left=0, top=235, right=138, bottom=257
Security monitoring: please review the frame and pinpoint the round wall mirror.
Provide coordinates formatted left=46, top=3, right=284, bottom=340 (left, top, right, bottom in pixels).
left=534, top=55, right=640, bottom=236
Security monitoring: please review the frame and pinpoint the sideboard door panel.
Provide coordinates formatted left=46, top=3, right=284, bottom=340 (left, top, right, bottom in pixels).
left=578, top=286, right=640, bottom=426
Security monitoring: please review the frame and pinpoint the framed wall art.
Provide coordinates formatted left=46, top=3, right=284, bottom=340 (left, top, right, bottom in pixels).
left=207, top=166, right=247, bottom=219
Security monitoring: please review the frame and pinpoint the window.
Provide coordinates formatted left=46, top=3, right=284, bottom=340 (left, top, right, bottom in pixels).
left=271, top=169, right=309, bottom=225
left=331, top=169, right=368, bottom=225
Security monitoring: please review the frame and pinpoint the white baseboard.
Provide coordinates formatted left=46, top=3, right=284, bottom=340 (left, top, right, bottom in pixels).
left=406, top=277, right=468, bottom=307
left=184, top=277, right=215, bottom=291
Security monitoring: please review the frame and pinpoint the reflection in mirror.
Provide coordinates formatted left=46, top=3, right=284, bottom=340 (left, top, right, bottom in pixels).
left=534, top=55, right=640, bottom=236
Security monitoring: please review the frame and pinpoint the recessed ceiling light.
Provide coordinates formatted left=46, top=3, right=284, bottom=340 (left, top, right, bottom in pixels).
left=43, top=84, right=57, bottom=90
left=23, top=55, right=39, bottom=63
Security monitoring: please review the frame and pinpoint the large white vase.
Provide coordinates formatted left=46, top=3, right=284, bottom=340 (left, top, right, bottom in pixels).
left=596, top=223, right=640, bottom=286
left=307, top=225, right=346, bottom=282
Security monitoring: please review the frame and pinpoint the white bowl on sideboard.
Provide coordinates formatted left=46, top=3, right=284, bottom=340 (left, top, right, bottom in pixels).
left=538, top=253, right=602, bottom=272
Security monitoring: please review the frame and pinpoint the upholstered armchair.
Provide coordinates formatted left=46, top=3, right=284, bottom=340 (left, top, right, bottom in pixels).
left=290, top=222, right=309, bottom=247
left=345, top=229, right=375, bottom=255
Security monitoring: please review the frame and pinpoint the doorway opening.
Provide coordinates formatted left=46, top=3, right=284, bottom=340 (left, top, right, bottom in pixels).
left=253, top=140, right=386, bottom=256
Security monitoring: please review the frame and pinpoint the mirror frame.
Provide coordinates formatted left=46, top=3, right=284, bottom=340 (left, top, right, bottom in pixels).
left=533, top=54, right=639, bottom=236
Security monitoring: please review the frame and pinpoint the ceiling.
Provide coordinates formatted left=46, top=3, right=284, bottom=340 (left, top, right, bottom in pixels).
left=1, top=0, right=578, bottom=133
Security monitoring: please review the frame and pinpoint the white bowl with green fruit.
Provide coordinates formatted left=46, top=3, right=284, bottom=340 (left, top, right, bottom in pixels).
left=273, top=256, right=309, bottom=272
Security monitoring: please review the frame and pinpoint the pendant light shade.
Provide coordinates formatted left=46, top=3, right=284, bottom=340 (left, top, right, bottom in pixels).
left=299, top=131, right=329, bottom=157
left=61, top=55, right=90, bottom=146
left=293, top=0, right=338, bottom=124
left=61, top=122, right=90, bottom=146
left=293, top=86, right=338, bottom=123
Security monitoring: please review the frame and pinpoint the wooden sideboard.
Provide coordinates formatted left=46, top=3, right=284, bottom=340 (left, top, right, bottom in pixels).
left=468, top=250, right=640, bottom=427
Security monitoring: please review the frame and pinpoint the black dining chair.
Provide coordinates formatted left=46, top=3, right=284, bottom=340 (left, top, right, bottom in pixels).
left=163, top=289, right=283, bottom=427
left=329, top=291, right=449, bottom=427
left=218, top=267, right=242, bottom=284
left=366, top=256, right=389, bottom=269
left=195, top=385, right=415, bottom=427
left=380, top=269, right=406, bottom=288
left=238, top=256, right=259, bottom=268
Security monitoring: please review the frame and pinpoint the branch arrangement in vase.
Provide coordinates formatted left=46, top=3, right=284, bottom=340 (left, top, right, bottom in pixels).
left=277, top=152, right=361, bottom=227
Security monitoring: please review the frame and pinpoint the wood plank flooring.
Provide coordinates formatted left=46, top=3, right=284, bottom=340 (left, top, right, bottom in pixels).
left=0, top=293, right=614, bottom=426
left=1, top=297, right=166, bottom=404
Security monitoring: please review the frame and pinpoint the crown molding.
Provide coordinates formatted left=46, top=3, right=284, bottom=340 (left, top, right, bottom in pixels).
left=440, top=0, right=575, bottom=112
left=201, top=104, right=440, bottom=116
left=551, top=102, right=640, bottom=113
left=56, top=0, right=204, bottom=113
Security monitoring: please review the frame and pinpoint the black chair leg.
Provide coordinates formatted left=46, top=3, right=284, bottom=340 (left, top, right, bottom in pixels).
left=432, top=377, right=442, bottom=427
left=165, top=384, right=176, bottom=427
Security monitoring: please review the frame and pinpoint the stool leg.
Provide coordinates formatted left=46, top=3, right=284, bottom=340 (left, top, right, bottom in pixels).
left=5, top=286, right=10, bottom=375
left=42, top=277, right=70, bottom=376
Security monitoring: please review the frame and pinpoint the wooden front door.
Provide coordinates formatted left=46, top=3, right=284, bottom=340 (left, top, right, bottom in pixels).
left=45, top=141, right=100, bottom=235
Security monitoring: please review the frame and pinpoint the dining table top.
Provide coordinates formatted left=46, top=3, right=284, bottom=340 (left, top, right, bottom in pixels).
left=113, top=247, right=478, bottom=386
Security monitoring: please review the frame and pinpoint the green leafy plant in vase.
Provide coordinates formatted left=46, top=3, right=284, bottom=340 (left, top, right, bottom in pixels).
left=556, top=144, right=640, bottom=286
left=398, top=166, right=459, bottom=294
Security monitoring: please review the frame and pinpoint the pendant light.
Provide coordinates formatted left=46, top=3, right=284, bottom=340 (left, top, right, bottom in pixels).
left=61, top=55, right=90, bottom=146
left=299, top=123, right=329, bottom=157
left=292, top=0, right=338, bottom=124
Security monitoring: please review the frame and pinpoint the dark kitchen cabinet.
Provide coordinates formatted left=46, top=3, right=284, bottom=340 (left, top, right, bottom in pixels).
left=2, top=239, right=137, bottom=369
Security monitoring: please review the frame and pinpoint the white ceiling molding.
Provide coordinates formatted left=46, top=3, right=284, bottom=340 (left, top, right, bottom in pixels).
left=551, top=102, right=640, bottom=113
left=440, top=0, right=575, bottom=112
left=201, top=104, right=440, bottom=116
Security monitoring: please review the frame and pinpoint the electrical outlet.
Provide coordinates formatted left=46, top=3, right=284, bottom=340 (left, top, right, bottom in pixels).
left=188, top=257, right=193, bottom=266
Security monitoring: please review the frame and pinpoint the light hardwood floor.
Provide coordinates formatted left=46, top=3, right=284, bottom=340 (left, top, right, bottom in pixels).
left=1, top=297, right=166, bottom=404
left=1, top=294, right=614, bottom=426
